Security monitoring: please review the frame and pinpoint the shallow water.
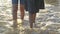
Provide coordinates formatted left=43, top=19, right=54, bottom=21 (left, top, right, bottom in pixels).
left=0, top=0, right=60, bottom=34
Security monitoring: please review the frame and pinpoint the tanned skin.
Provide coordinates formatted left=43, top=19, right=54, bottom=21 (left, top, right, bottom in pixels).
left=12, top=4, right=36, bottom=28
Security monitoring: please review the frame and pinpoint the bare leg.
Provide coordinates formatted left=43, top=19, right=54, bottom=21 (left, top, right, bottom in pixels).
left=29, top=13, right=36, bottom=28
left=12, top=4, right=18, bottom=29
left=20, top=4, right=25, bottom=21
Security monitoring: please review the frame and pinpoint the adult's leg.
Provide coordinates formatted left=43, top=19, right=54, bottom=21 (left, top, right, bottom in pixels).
left=12, top=4, right=18, bottom=28
left=29, top=13, right=36, bottom=28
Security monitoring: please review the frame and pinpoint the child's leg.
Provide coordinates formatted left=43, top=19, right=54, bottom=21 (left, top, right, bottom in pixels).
left=29, top=13, right=36, bottom=28
left=12, top=0, right=18, bottom=29
left=12, top=4, right=18, bottom=28
left=20, top=4, right=25, bottom=21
